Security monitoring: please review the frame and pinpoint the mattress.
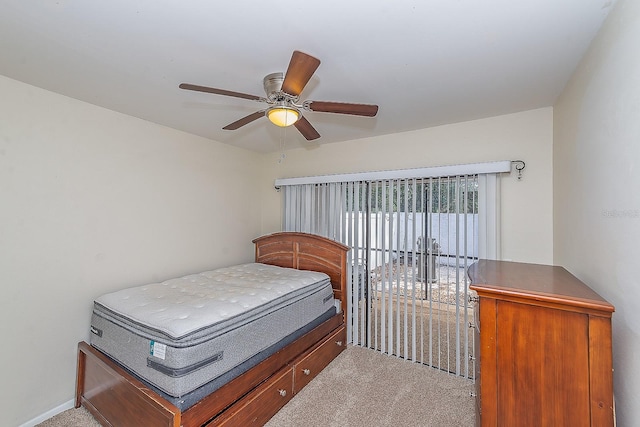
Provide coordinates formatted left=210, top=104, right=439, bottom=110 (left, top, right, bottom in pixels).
left=90, top=263, right=335, bottom=397
left=117, top=307, right=336, bottom=411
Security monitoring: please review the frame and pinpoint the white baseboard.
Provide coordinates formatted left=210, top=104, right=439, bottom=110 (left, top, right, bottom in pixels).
left=19, top=399, right=75, bottom=427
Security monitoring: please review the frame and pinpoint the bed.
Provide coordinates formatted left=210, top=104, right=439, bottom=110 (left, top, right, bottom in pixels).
left=75, top=232, right=349, bottom=426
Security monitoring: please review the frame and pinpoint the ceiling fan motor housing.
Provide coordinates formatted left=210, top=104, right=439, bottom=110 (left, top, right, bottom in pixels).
left=263, top=72, right=284, bottom=100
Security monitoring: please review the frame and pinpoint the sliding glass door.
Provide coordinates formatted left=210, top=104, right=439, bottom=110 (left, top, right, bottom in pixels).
left=283, top=172, right=495, bottom=378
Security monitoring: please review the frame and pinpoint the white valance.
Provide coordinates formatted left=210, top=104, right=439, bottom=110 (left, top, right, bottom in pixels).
left=274, top=160, right=512, bottom=187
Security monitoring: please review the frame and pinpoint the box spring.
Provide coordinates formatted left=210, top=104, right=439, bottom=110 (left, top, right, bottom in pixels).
left=90, top=263, right=335, bottom=399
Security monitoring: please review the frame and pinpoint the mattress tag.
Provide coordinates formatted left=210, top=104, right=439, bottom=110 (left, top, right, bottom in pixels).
left=150, top=341, right=166, bottom=360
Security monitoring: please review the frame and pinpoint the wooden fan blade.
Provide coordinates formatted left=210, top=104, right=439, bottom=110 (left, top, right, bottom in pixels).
left=179, top=83, right=265, bottom=102
left=281, top=51, right=321, bottom=97
left=294, top=116, right=321, bottom=141
left=222, top=111, right=266, bottom=130
left=308, top=101, right=379, bottom=117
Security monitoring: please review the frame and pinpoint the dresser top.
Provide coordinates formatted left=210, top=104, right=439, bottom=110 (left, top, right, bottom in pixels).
left=468, top=260, right=614, bottom=314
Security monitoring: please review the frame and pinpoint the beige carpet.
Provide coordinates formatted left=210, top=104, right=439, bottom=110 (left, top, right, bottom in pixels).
left=39, top=346, right=474, bottom=427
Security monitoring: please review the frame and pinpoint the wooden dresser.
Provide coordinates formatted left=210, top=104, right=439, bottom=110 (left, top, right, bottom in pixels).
left=468, top=260, right=615, bottom=427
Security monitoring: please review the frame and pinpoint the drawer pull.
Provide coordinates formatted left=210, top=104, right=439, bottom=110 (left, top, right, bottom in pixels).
left=278, top=389, right=287, bottom=397
left=336, top=340, right=343, bottom=346
left=302, top=368, right=311, bottom=376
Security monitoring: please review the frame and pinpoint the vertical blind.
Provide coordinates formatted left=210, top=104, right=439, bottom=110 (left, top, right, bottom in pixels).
left=281, top=168, right=502, bottom=377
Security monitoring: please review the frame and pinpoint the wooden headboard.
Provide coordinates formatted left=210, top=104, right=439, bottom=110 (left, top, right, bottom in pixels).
left=253, top=232, right=349, bottom=316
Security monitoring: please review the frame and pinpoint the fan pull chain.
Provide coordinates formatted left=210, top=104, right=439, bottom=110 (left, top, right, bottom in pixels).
left=278, top=125, right=287, bottom=164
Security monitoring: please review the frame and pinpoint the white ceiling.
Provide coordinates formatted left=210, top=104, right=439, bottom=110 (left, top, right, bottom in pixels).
left=1, top=1, right=616, bottom=153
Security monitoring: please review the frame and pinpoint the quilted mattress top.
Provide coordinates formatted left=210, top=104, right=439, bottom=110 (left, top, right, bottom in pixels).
left=94, top=263, right=330, bottom=340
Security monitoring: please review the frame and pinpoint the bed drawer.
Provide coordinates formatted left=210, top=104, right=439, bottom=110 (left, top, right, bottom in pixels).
left=206, top=366, right=294, bottom=426
left=293, top=325, right=346, bottom=393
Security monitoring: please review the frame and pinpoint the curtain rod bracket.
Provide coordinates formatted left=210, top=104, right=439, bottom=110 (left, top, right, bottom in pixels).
left=275, top=186, right=281, bottom=192
left=512, top=160, right=526, bottom=180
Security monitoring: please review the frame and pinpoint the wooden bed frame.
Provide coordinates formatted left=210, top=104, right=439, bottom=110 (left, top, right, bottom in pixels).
left=75, top=232, right=349, bottom=426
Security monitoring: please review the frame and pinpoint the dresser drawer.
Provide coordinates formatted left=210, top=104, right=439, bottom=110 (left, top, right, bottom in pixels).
left=293, top=325, right=346, bottom=393
left=207, top=366, right=294, bottom=426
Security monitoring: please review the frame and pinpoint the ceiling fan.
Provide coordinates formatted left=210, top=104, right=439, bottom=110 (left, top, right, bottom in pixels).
left=179, top=51, right=379, bottom=141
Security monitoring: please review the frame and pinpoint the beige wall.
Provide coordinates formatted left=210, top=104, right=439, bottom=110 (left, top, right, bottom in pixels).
left=554, top=0, right=640, bottom=424
left=260, top=107, right=554, bottom=265
left=0, top=75, right=263, bottom=426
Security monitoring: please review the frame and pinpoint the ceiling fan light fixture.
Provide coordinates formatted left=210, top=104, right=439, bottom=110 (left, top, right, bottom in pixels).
left=267, top=105, right=300, bottom=127
left=179, top=50, right=378, bottom=140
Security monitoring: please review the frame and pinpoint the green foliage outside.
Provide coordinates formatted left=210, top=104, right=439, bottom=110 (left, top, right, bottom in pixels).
left=347, top=177, right=479, bottom=214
